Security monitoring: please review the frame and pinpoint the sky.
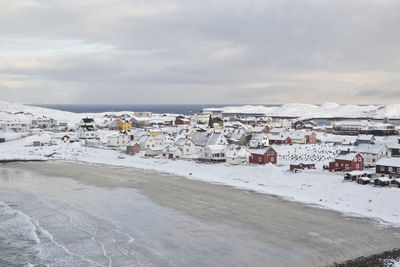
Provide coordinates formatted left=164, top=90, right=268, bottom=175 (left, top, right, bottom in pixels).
left=0, top=0, right=399, bottom=104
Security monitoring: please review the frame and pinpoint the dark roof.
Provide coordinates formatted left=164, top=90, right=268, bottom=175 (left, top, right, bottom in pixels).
left=82, top=118, right=95, bottom=123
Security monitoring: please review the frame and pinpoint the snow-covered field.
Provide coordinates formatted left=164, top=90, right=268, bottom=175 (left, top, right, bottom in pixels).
left=1, top=133, right=400, bottom=227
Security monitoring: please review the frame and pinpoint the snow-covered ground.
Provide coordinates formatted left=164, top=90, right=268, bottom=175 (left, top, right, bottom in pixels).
left=205, top=102, right=400, bottom=119
left=1, top=133, right=400, bottom=227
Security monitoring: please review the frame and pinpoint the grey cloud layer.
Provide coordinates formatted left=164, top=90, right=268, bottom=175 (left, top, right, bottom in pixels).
left=0, top=0, right=399, bottom=104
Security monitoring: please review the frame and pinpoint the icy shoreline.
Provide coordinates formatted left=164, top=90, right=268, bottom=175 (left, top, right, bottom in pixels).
left=2, top=144, right=400, bottom=228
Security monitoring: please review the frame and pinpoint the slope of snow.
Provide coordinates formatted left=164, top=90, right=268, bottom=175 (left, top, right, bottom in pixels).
left=204, top=103, right=400, bottom=119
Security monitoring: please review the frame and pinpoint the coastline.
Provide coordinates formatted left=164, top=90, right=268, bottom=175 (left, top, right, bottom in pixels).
left=1, top=161, right=400, bottom=266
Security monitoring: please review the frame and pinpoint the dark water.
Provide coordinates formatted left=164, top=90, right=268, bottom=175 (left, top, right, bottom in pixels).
left=28, top=104, right=280, bottom=115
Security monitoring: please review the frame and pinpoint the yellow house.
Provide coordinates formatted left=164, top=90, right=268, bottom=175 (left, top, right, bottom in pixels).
left=117, top=119, right=132, bottom=131
left=149, top=129, right=162, bottom=136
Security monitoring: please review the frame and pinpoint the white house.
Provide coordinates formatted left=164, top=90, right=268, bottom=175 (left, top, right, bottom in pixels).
left=107, top=133, right=130, bottom=147
left=154, top=133, right=172, bottom=147
left=174, top=138, right=196, bottom=157
left=224, top=144, right=241, bottom=165
left=199, top=145, right=227, bottom=162
left=164, top=146, right=183, bottom=159
left=31, top=117, right=57, bottom=129
left=138, top=135, right=156, bottom=149
left=1, top=121, right=30, bottom=132
left=77, top=118, right=98, bottom=139
left=355, top=144, right=390, bottom=165
left=249, top=133, right=269, bottom=148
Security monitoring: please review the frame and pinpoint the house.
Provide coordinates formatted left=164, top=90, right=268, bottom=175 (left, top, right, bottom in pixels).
left=107, top=132, right=130, bottom=147
left=138, top=135, right=156, bottom=149
left=144, top=146, right=164, bottom=157
left=117, top=119, right=132, bottom=131
left=249, top=133, right=269, bottom=148
left=174, top=138, right=196, bottom=157
left=1, top=121, right=30, bottom=132
left=269, top=128, right=286, bottom=135
left=154, top=133, right=172, bottom=147
left=129, top=129, right=148, bottom=142
left=292, top=120, right=317, bottom=130
left=224, top=144, right=241, bottom=165
left=375, top=158, right=400, bottom=179
left=31, top=117, right=57, bottom=129
left=175, top=116, right=191, bottom=126
left=290, top=162, right=315, bottom=171
left=208, top=114, right=224, bottom=128
left=354, top=144, right=390, bottom=165
left=385, top=143, right=400, bottom=158
left=268, top=134, right=291, bottom=145
left=223, top=128, right=248, bottom=145
left=344, top=170, right=373, bottom=181
left=126, top=143, right=141, bottom=155
left=252, top=126, right=270, bottom=134
left=328, top=153, right=363, bottom=172
left=77, top=126, right=98, bottom=139
left=164, top=146, right=182, bottom=159
left=77, top=118, right=98, bottom=139
left=61, top=135, right=70, bottom=143
left=373, top=177, right=391, bottom=187
left=199, top=145, right=227, bottom=162
left=289, top=131, right=316, bottom=144
left=249, top=147, right=277, bottom=165
left=191, top=130, right=228, bottom=147
left=355, top=134, right=376, bottom=145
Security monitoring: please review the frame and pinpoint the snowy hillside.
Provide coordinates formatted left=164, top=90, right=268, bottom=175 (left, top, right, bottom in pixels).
left=204, top=103, right=400, bottom=119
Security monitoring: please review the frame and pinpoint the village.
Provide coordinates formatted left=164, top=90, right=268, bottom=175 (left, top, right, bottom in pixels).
left=2, top=107, right=400, bottom=189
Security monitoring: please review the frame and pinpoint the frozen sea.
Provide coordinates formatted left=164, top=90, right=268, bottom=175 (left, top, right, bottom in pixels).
left=1, top=162, right=400, bottom=266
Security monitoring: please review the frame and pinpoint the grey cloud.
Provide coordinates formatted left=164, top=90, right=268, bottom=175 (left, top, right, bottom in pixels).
left=0, top=0, right=399, bottom=104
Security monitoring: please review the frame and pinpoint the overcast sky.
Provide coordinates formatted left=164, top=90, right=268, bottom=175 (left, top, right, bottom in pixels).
left=1, top=0, right=399, bottom=104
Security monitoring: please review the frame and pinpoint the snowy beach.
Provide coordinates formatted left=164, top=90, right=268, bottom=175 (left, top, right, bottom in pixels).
left=1, top=162, right=400, bottom=266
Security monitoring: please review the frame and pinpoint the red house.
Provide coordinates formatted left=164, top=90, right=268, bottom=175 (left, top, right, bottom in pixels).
left=269, top=135, right=291, bottom=145
left=175, top=116, right=190, bottom=125
left=306, top=132, right=316, bottom=144
left=126, top=143, right=141, bottom=155
left=290, top=162, right=315, bottom=171
left=329, top=153, right=363, bottom=172
left=249, top=147, right=277, bottom=165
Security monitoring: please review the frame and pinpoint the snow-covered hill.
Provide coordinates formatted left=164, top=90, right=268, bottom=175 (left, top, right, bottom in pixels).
left=204, top=103, right=400, bottom=119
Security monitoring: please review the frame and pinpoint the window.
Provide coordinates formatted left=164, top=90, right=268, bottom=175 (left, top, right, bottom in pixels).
left=335, top=163, right=338, bottom=167
left=258, top=157, right=262, bottom=162
left=389, top=167, right=393, bottom=172
left=345, top=164, right=349, bottom=169
left=356, top=164, right=359, bottom=169
left=271, top=157, right=274, bottom=162
left=380, top=166, right=385, bottom=171
left=358, top=157, right=362, bottom=161
left=397, top=168, right=400, bottom=174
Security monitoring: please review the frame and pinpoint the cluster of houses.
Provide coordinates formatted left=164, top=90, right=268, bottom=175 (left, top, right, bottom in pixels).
left=326, top=134, right=400, bottom=187
left=73, top=115, right=322, bottom=166
left=2, top=111, right=400, bottom=189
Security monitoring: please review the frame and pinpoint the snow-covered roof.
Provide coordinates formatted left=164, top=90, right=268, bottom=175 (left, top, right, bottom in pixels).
left=376, top=158, right=400, bottom=168
left=251, top=147, right=274, bottom=155
left=175, top=137, right=190, bottom=146
left=355, top=144, right=386, bottom=154
left=251, top=133, right=267, bottom=140
left=357, top=134, right=375, bottom=141
left=335, top=153, right=360, bottom=161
